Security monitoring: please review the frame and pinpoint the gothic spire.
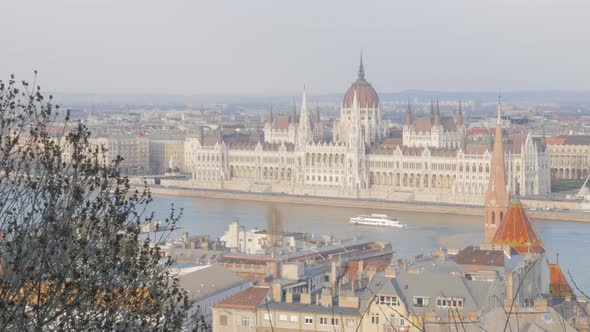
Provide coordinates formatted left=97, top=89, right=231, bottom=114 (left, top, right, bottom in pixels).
left=291, top=97, right=297, bottom=124
left=405, top=98, right=412, bottom=127
left=540, top=116, right=547, bottom=151
left=297, top=86, right=313, bottom=146
left=357, top=52, right=365, bottom=80
left=483, top=95, right=510, bottom=242
left=267, top=103, right=273, bottom=124
left=217, top=124, right=224, bottom=144
left=315, top=102, right=320, bottom=124
left=434, top=99, right=441, bottom=127
left=430, top=98, right=435, bottom=118
left=457, top=99, right=464, bottom=127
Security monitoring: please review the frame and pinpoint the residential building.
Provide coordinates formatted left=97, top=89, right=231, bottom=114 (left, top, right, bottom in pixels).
left=212, top=287, right=269, bottom=332
left=547, top=135, right=590, bottom=181
left=89, top=134, right=149, bottom=174
left=179, top=264, right=250, bottom=330
left=148, top=134, right=186, bottom=174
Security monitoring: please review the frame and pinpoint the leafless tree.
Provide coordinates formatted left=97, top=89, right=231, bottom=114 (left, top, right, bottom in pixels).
left=0, top=75, right=189, bottom=331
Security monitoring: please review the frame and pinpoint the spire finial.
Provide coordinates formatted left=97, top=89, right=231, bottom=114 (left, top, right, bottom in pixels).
left=405, top=97, right=412, bottom=127
left=497, top=94, right=502, bottom=125
left=457, top=98, right=464, bottom=127
left=302, top=84, right=307, bottom=106
left=358, top=51, right=365, bottom=79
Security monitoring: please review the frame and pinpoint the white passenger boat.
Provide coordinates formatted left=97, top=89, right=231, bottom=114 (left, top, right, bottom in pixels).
left=349, top=214, right=405, bottom=228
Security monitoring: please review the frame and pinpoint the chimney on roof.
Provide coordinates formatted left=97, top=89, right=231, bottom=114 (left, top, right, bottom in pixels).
left=319, top=288, right=333, bottom=307
left=384, top=266, right=396, bottom=278
left=300, top=291, right=311, bottom=304
left=339, top=295, right=359, bottom=309
left=285, top=291, right=293, bottom=304
left=271, top=281, right=282, bottom=303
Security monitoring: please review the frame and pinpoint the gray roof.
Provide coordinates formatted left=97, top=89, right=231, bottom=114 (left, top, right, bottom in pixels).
left=360, top=258, right=492, bottom=315
left=179, top=264, right=248, bottom=302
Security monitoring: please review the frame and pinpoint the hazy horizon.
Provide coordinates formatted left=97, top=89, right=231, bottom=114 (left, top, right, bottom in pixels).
left=2, top=0, right=590, bottom=95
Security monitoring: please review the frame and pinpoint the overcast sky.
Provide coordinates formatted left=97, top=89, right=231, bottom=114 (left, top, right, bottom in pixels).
left=2, top=0, right=590, bottom=96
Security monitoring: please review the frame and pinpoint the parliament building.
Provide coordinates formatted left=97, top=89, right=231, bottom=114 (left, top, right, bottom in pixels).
left=184, top=58, right=550, bottom=204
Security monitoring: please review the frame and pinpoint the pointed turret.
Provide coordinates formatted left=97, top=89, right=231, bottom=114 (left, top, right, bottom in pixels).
left=315, top=103, right=321, bottom=125
left=405, top=98, right=412, bottom=127
left=484, top=96, right=510, bottom=242
left=199, top=126, right=205, bottom=145
left=457, top=99, right=464, bottom=127
left=297, top=87, right=313, bottom=146
left=358, top=53, right=365, bottom=80
left=267, top=104, right=273, bottom=124
left=433, top=99, right=441, bottom=128
left=540, top=117, right=547, bottom=151
left=217, top=124, right=224, bottom=144
left=290, top=98, right=297, bottom=124
left=429, top=99, right=435, bottom=126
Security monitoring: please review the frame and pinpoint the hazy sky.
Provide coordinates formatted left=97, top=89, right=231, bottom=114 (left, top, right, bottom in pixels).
left=2, top=0, right=590, bottom=95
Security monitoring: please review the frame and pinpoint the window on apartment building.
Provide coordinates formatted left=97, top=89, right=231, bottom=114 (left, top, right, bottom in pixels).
left=320, top=317, right=328, bottom=325
left=371, top=313, right=379, bottom=324
left=436, top=297, right=464, bottom=308
left=263, top=313, right=272, bottom=321
left=241, top=316, right=250, bottom=326
left=400, top=318, right=405, bottom=326
left=290, top=315, right=298, bottom=322
left=346, top=319, right=355, bottom=328
left=413, top=296, right=430, bottom=307
left=378, top=295, right=399, bottom=306
left=219, top=315, right=228, bottom=326
left=304, top=317, right=313, bottom=324
left=279, top=314, right=288, bottom=321
left=331, top=318, right=339, bottom=326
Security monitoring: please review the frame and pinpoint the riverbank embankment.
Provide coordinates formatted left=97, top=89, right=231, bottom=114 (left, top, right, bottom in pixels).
left=146, top=186, right=590, bottom=223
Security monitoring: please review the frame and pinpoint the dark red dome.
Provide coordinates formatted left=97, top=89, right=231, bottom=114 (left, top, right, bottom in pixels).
left=342, top=57, right=379, bottom=108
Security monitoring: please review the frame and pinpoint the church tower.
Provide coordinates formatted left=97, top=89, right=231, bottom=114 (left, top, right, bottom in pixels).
left=484, top=97, right=510, bottom=242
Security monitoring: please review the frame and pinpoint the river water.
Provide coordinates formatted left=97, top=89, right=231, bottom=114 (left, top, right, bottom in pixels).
left=150, top=194, right=590, bottom=292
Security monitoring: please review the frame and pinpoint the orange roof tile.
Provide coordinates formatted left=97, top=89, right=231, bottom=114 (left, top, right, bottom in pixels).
left=548, top=262, right=573, bottom=298
left=213, top=287, right=269, bottom=310
left=491, top=201, right=545, bottom=254
left=546, top=137, right=566, bottom=145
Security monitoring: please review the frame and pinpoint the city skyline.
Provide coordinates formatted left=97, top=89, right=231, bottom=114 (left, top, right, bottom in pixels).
left=2, top=0, right=590, bottom=95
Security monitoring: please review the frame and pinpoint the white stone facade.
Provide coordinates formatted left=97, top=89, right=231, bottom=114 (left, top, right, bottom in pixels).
left=184, top=63, right=550, bottom=204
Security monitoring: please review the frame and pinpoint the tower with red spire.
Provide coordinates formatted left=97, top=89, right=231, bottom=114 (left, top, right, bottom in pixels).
left=484, top=97, right=510, bottom=242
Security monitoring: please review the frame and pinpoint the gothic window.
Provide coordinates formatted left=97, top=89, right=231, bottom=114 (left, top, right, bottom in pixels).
left=491, top=212, right=495, bottom=225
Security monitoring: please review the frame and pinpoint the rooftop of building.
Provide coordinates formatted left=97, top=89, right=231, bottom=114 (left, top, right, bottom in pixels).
left=547, top=135, right=590, bottom=146
left=359, top=258, right=484, bottom=315
left=213, top=286, right=269, bottom=310
left=179, top=264, right=248, bottom=302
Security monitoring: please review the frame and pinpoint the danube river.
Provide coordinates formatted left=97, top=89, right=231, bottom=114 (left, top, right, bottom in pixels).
left=150, top=194, right=590, bottom=292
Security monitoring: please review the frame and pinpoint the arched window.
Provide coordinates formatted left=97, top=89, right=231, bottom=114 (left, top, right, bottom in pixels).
left=500, top=212, right=504, bottom=222
left=491, top=212, right=496, bottom=225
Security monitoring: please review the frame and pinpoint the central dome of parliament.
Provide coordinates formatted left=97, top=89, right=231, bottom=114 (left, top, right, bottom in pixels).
left=342, top=56, right=379, bottom=109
